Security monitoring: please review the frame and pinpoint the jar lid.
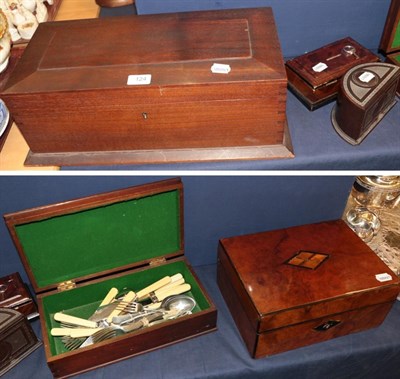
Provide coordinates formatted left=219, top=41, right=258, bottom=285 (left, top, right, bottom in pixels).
left=356, top=176, right=400, bottom=191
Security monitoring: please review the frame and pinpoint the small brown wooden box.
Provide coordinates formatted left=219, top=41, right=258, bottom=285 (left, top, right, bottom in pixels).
left=0, top=272, right=39, bottom=320
left=285, top=37, right=380, bottom=110
left=0, top=308, right=41, bottom=376
left=217, top=219, right=400, bottom=358
left=1, top=8, right=293, bottom=166
left=3, top=178, right=217, bottom=378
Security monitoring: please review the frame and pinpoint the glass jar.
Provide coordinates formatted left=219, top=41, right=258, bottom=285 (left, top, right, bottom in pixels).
left=351, top=176, right=400, bottom=209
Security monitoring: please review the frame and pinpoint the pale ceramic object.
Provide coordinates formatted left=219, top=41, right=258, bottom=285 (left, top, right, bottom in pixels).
left=0, top=31, right=11, bottom=73
left=9, top=5, right=26, bottom=27
left=15, top=5, right=38, bottom=40
left=21, top=0, right=36, bottom=13
left=2, top=8, right=21, bottom=42
left=35, top=0, right=47, bottom=23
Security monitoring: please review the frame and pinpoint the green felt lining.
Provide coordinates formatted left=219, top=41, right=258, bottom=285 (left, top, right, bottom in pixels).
left=14, top=190, right=181, bottom=288
left=391, top=20, right=400, bottom=50
left=43, top=260, right=211, bottom=356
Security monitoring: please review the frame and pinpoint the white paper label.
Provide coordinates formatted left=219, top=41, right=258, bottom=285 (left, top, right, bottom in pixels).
left=312, top=62, right=328, bottom=72
left=127, top=74, right=152, bottom=85
left=211, top=63, right=231, bottom=74
left=358, top=72, right=375, bottom=83
left=375, top=273, right=393, bottom=282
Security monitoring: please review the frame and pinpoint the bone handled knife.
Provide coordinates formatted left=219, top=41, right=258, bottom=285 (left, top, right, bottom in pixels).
left=99, top=287, right=118, bottom=307
left=88, top=287, right=119, bottom=322
left=135, top=275, right=172, bottom=300
left=137, top=273, right=184, bottom=302
left=54, top=312, right=98, bottom=328
left=149, top=283, right=191, bottom=303
left=50, top=327, right=103, bottom=337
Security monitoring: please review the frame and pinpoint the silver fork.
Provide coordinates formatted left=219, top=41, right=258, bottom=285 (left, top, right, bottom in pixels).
left=61, top=336, right=86, bottom=351
left=79, top=312, right=163, bottom=348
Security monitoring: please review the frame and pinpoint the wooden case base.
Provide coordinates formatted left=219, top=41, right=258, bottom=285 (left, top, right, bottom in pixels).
left=286, top=66, right=340, bottom=111
left=218, top=258, right=394, bottom=357
left=24, top=121, right=293, bottom=166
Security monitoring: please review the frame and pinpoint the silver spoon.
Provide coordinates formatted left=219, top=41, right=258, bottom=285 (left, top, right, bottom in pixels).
left=112, top=295, right=196, bottom=325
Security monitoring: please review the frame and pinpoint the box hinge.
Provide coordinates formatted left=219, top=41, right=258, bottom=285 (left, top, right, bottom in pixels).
left=57, top=280, right=76, bottom=292
left=149, top=257, right=167, bottom=267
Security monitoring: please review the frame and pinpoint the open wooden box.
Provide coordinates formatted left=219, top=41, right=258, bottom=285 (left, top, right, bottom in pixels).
left=3, top=178, right=217, bottom=378
left=380, top=0, right=400, bottom=94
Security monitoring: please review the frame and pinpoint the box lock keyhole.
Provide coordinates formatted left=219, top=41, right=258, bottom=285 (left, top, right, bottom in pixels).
left=142, top=112, right=148, bottom=120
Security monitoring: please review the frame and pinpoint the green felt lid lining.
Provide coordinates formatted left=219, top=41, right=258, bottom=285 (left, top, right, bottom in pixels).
left=391, top=20, right=400, bottom=50
left=14, top=189, right=182, bottom=289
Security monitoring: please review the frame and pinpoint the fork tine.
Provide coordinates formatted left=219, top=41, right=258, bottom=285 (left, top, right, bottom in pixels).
left=61, top=336, right=86, bottom=351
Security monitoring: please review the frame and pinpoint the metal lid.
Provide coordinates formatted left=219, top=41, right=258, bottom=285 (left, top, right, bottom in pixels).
left=356, top=176, right=400, bottom=191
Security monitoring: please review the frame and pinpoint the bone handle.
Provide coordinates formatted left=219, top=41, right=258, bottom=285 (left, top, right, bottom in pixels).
left=99, top=287, right=118, bottom=307
left=152, top=283, right=191, bottom=302
left=106, top=290, right=136, bottom=323
left=69, top=328, right=104, bottom=338
left=135, top=276, right=171, bottom=299
left=50, top=327, right=102, bottom=337
left=138, top=277, right=185, bottom=302
left=170, top=273, right=183, bottom=283
left=54, top=312, right=98, bottom=328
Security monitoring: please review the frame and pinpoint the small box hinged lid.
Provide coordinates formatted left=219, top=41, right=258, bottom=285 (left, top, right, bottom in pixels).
left=286, top=37, right=379, bottom=89
left=4, top=178, right=184, bottom=294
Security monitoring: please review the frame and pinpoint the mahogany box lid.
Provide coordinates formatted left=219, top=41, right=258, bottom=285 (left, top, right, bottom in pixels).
left=3, top=178, right=184, bottom=295
left=286, top=37, right=379, bottom=89
left=218, top=219, right=400, bottom=332
left=2, top=8, right=286, bottom=96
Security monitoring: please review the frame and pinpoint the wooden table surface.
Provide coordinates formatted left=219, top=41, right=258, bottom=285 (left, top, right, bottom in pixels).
left=0, top=0, right=100, bottom=171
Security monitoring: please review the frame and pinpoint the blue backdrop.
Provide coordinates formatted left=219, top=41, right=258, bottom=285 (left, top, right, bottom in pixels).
left=101, top=0, right=392, bottom=57
left=0, top=176, right=354, bottom=283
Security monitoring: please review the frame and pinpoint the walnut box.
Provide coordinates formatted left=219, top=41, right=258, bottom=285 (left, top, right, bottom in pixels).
left=1, top=8, right=293, bottom=166
left=4, top=178, right=217, bottom=378
left=217, top=220, right=400, bottom=358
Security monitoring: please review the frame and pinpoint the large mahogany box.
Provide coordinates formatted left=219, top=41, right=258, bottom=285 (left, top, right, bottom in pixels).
left=380, top=0, right=400, bottom=95
left=3, top=178, right=217, bottom=377
left=217, top=219, right=400, bottom=358
left=0, top=8, right=293, bottom=166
